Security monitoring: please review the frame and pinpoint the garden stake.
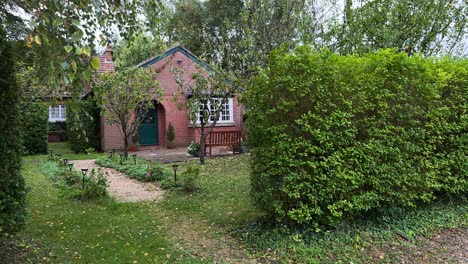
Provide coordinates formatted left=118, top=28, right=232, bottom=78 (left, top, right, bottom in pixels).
left=68, top=163, right=74, bottom=172
left=119, top=153, right=124, bottom=165
left=63, top=158, right=69, bottom=167
left=81, top=169, right=88, bottom=190
left=172, top=164, right=179, bottom=184
left=132, top=154, right=137, bottom=165
left=49, top=149, right=54, bottom=158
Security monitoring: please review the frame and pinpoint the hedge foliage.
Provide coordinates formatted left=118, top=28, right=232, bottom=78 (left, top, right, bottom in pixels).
left=0, top=26, right=27, bottom=237
left=246, top=47, right=467, bottom=226
left=19, top=102, right=48, bottom=155
left=67, top=99, right=100, bottom=153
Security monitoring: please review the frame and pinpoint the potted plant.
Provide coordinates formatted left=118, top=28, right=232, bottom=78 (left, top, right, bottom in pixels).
left=167, top=122, right=175, bottom=149
left=187, top=142, right=201, bottom=157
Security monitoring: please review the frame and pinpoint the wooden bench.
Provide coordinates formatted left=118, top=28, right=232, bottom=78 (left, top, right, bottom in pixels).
left=205, top=131, right=243, bottom=156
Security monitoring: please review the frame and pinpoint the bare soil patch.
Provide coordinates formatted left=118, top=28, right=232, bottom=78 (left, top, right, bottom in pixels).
left=72, top=160, right=164, bottom=202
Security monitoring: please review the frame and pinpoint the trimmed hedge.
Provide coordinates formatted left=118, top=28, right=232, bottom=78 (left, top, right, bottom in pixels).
left=0, top=26, right=27, bottom=237
left=67, top=99, right=100, bottom=153
left=246, top=47, right=467, bottom=226
left=19, top=102, right=48, bottom=155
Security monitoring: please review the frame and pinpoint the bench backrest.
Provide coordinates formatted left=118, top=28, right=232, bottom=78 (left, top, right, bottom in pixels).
left=207, top=131, right=242, bottom=146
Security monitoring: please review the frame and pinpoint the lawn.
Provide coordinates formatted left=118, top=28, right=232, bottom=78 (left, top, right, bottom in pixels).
left=8, top=143, right=468, bottom=263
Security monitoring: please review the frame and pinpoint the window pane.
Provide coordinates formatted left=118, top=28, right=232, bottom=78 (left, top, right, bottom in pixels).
left=51, top=106, right=60, bottom=118
left=60, top=105, right=66, bottom=119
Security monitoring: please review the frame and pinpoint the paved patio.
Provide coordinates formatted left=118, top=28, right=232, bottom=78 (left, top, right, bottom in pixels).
left=132, top=146, right=238, bottom=163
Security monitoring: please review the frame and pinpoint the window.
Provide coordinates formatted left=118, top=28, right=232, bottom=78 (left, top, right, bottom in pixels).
left=49, top=105, right=66, bottom=122
left=197, top=98, right=233, bottom=124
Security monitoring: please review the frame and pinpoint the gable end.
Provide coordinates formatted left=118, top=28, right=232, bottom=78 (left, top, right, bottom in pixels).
left=137, top=45, right=210, bottom=70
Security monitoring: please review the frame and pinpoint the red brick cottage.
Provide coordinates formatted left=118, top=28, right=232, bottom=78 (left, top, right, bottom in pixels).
left=99, top=45, right=244, bottom=151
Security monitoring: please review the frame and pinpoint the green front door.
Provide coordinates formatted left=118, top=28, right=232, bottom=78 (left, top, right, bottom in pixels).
left=138, top=108, right=158, bottom=145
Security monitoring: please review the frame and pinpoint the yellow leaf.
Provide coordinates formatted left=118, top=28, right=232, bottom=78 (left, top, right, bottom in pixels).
left=34, top=35, right=42, bottom=46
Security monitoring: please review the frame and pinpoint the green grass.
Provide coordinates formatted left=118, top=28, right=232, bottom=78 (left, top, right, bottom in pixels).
left=18, top=156, right=203, bottom=263
left=48, top=142, right=102, bottom=160
left=11, top=142, right=468, bottom=263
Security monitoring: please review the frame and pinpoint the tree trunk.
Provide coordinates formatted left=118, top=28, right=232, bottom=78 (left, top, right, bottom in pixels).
left=199, top=125, right=206, bottom=164
left=124, top=137, right=129, bottom=158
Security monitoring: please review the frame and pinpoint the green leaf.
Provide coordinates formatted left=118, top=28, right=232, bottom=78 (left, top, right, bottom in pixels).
left=72, top=19, right=80, bottom=27
left=53, top=18, right=63, bottom=27
left=82, top=46, right=91, bottom=56
left=61, top=62, right=69, bottom=70
left=64, top=45, right=73, bottom=53
left=90, top=57, right=100, bottom=70
left=75, top=47, right=82, bottom=55
left=71, top=61, right=78, bottom=72
left=82, top=70, right=91, bottom=81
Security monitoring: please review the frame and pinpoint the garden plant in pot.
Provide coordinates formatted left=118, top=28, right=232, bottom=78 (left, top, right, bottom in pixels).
left=167, top=122, right=175, bottom=149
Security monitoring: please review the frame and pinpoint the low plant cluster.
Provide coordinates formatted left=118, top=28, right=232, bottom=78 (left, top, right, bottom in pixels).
left=95, top=156, right=201, bottom=191
left=95, top=156, right=174, bottom=188
left=247, top=47, right=467, bottom=226
left=42, top=157, right=107, bottom=201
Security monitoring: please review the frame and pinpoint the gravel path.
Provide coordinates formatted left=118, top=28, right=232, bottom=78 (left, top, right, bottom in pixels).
left=71, top=160, right=164, bottom=202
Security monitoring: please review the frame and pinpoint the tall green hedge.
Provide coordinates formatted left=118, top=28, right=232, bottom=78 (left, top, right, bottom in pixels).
left=19, top=102, right=48, bottom=155
left=246, top=47, right=467, bottom=226
left=0, top=26, right=27, bottom=237
left=67, top=99, right=100, bottom=153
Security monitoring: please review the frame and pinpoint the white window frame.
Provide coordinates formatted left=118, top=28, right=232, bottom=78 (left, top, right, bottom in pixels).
left=196, top=98, right=234, bottom=125
left=48, top=105, right=66, bottom=122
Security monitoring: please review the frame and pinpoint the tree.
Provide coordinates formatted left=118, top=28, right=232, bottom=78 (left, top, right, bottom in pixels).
left=167, top=0, right=206, bottom=56
left=24, top=0, right=164, bottom=99
left=172, top=66, right=239, bottom=164
left=94, top=67, right=162, bottom=158
left=326, top=0, right=467, bottom=56
left=113, top=32, right=166, bottom=69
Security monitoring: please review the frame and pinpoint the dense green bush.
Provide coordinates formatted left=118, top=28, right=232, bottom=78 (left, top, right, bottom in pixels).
left=0, top=27, right=27, bottom=237
left=67, top=99, right=100, bottom=153
left=246, top=47, right=467, bottom=226
left=19, top=102, right=48, bottom=155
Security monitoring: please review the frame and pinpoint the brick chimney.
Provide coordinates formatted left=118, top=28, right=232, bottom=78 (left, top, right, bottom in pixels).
left=104, top=44, right=113, bottom=62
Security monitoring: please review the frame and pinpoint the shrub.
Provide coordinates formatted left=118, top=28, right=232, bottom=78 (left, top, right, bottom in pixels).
left=187, top=142, right=201, bottom=157
left=76, top=169, right=108, bottom=200
left=147, top=165, right=169, bottom=182
left=180, top=165, right=200, bottom=192
left=246, top=47, right=468, bottom=226
left=0, top=27, right=27, bottom=237
left=67, top=99, right=100, bottom=153
left=167, top=122, right=175, bottom=146
left=19, top=102, right=48, bottom=155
